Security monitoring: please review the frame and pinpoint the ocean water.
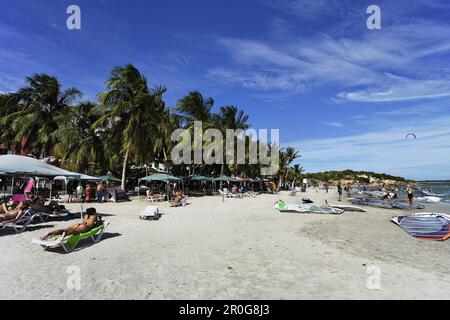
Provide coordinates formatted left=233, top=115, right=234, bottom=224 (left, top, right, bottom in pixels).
left=416, top=182, right=450, bottom=201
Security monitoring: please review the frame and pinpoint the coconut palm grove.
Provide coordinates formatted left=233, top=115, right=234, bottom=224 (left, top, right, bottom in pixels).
left=0, top=64, right=307, bottom=189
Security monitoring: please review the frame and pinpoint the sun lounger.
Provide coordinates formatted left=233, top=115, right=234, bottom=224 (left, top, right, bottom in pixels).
left=242, top=191, right=256, bottom=198
left=32, top=221, right=110, bottom=253
left=28, top=208, right=70, bottom=222
left=0, top=209, right=40, bottom=233
left=219, top=190, right=239, bottom=199
left=139, top=206, right=161, bottom=220
left=146, top=196, right=165, bottom=202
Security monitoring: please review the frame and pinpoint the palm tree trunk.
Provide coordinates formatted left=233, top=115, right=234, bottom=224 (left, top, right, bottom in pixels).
left=219, top=163, right=224, bottom=190
left=121, top=147, right=130, bottom=191
left=284, top=173, right=289, bottom=189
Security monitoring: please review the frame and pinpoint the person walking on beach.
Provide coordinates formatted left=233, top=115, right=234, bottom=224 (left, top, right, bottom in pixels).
left=96, top=182, right=104, bottom=204
left=324, top=183, right=329, bottom=193
left=407, top=185, right=414, bottom=207
left=346, top=183, right=352, bottom=198
left=337, top=183, right=343, bottom=201
left=66, top=182, right=74, bottom=203
left=76, top=183, right=84, bottom=203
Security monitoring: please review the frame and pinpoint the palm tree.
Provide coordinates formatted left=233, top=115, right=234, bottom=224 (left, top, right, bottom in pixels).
left=177, top=91, right=214, bottom=126
left=176, top=91, right=215, bottom=175
left=214, top=106, right=250, bottom=187
left=1, top=74, right=82, bottom=157
left=279, top=147, right=301, bottom=189
left=96, top=64, right=164, bottom=190
left=54, top=101, right=106, bottom=174
left=289, top=164, right=304, bottom=187
left=0, top=93, right=19, bottom=153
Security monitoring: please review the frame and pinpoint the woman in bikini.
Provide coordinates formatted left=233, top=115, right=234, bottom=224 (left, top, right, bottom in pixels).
left=0, top=198, right=28, bottom=223
left=41, top=207, right=102, bottom=240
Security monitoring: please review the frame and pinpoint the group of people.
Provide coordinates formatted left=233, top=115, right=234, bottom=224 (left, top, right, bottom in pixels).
left=1, top=193, right=102, bottom=244
left=67, top=181, right=107, bottom=204
left=0, top=196, right=68, bottom=224
left=337, top=182, right=353, bottom=201
left=381, top=185, right=400, bottom=201
left=170, top=191, right=188, bottom=207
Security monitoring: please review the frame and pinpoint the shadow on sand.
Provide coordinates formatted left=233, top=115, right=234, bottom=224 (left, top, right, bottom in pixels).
left=39, top=232, right=122, bottom=254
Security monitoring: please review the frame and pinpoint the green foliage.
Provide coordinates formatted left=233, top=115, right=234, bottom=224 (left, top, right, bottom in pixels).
left=303, top=170, right=408, bottom=183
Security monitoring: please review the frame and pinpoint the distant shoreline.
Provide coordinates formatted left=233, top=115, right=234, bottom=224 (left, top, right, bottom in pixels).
left=416, top=180, right=450, bottom=183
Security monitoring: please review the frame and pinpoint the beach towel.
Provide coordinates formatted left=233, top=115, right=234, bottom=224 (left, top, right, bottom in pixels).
left=12, top=194, right=27, bottom=202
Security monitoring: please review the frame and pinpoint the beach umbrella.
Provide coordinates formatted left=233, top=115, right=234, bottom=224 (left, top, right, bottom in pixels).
left=183, top=175, right=211, bottom=195
left=188, top=175, right=209, bottom=181
left=138, top=173, right=182, bottom=201
left=0, top=155, right=80, bottom=178
left=138, top=173, right=181, bottom=183
left=99, top=175, right=121, bottom=182
left=212, top=176, right=240, bottom=183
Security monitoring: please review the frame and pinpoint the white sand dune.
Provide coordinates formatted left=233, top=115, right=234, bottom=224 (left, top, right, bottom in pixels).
left=1, top=190, right=450, bottom=300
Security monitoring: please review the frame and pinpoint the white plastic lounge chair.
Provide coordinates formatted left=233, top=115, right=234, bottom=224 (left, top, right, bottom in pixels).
left=221, top=188, right=238, bottom=198
left=26, top=207, right=70, bottom=222
left=146, top=195, right=165, bottom=202
left=244, top=191, right=257, bottom=198
left=38, top=210, right=70, bottom=222
left=0, top=209, right=40, bottom=233
left=218, top=190, right=231, bottom=198
left=139, top=206, right=161, bottom=220
left=32, top=221, right=110, bottom=253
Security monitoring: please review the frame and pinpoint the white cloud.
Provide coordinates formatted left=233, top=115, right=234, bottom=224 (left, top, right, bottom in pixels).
left=208, top=22, right=450, bottom=103
left=323, top=121, right=344, bottom=128
left=336, top=76, right=450, bottom=102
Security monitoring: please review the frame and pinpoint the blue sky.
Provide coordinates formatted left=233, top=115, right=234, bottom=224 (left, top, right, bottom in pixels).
left=1, top=0, right=450, bottom=180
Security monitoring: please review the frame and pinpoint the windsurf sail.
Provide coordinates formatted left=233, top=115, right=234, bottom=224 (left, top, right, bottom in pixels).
left=349, top=198, right=424, bottom=210
left=273, top=201, right=344, bottom=215
left=392, top=215, right=450, bottom=241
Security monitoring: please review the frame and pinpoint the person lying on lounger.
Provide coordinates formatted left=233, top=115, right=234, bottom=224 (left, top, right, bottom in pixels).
left=0, top=198, right=28, bottom=223
left=41, top=208, right=102, bottom=240
left=30, top=198, right=67, bottom=215
left=0, top=198, right=9, bottom=214
left=146, top=190, right=164, bottom=201
left=170, top=192, right=187, bottom=206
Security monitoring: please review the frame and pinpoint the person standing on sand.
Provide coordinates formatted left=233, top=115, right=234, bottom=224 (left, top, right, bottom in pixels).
left=85, top=184, right=92, bottom=203
left=66, top=182, right=74, bottom=203
left=407, top=185, right=414, bottom=207
left=76, top=183, right=84, bottom=203
left=324, top=183, right=329, bottom=193
left=337, top=183, right=343, bottom=202
left=96, top=182, right=104, bottom=204
left=346, top=183, right=352, bottom=198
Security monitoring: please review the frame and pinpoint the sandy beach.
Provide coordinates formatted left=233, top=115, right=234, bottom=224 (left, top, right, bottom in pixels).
left=1, top=190, right=449, bottom=300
